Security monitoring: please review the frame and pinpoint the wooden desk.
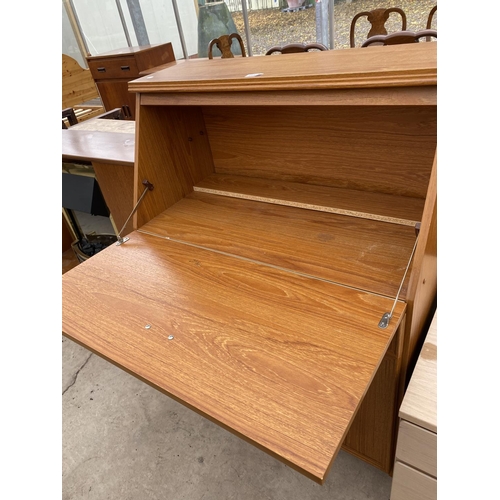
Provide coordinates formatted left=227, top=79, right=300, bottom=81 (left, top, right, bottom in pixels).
left=62, top=120, right=135, bottom=236
left=62, top=43, right=437, bottom=485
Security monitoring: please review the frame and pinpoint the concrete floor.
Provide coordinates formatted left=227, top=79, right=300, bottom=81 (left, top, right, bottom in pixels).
left=63, top=212, right=393, bottom=500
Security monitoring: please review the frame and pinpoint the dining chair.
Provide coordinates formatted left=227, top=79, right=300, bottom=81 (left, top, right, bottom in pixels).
left=265, top=42, right=328, bottom=55
left=361, top=29, right=437, bottom=47
left=350, top=7, right=407, bottom=48
left=208, top=33, right=246, bottom=59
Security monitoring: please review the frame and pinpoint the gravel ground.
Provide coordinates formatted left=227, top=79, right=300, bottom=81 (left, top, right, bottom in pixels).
left=232, top=0, right=437, bottom=55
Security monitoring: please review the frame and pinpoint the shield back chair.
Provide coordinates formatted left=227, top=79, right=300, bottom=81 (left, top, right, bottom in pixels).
left=350, top=7, right=407, bottom=48
left=208, top=33, right=246, bottom=59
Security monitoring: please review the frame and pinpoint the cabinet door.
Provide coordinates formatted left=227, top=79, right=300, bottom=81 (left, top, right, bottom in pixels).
left=96, top=80, right=136, bottom=120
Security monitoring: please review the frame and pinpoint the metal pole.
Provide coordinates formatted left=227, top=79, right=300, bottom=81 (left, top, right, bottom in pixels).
left=126, top=0, right=150, bottom=46
left=115, top=0, right=133, bottom=47
left=65, top=0, right=90, bottom=57
left=241, top=0, right=253, bottom=56
left=329, top=0, right=334, bottom=49
left=172, top=0, right=189, bottom=60
left=315, top=0, right=329, bottom=47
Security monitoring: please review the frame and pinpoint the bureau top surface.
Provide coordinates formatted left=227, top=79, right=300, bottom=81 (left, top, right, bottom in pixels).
left=129, top=42, right=437, bottom=93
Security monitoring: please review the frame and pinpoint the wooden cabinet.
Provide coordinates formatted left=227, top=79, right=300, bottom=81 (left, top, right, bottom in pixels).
left=63, top=43, right=437, bottom=485
left=86, top=43, right=175, bottom=119
left=391, top=310, right=437, bottom=499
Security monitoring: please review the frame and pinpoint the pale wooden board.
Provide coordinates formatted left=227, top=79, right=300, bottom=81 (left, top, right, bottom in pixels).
left=399, top=311, right=437, bottom=432
left=396, top=419, right=437, bottom=477
left=70, top=118, right=136, bottom=134
left=62, top=230, right=405, bottom=483
left=391, top=461, right=437, bottom=500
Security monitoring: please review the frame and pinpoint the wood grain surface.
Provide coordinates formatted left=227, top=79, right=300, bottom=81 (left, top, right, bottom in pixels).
left=139, top=191, right=417, bottom=299
left=403, top=153, right=437, bottom=382
left=62, top=230, right=406, bottom=483
left=69, top=118, right=136, bottom=134
left=128, top=43, right=436, bottom=93
left=134, top=105, right=215, bottom=228
left=391, top=461, right=437, bottom=500
left=202, top=105, right=436, bottom=198
left=399, top=311, right=437, bottom=432
left=92, top=161, right=134, bottom=236
left=140, top=86, right=437, bottom=107
left=62, top=130, right=135, bottom=166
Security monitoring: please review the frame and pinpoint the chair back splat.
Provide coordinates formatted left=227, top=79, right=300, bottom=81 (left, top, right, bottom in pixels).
left=208, top=33, right=246, bottom=59
left=350, top=7, right=406, bottom=48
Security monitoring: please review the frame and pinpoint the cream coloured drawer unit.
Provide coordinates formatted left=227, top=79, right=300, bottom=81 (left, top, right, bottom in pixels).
left=391, top=310, right=437, bottom=500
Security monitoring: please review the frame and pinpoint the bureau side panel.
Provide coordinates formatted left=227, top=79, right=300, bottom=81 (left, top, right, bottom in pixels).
left=134, top=104, right=215, bottom=228
left=403, top=152, right=437, bottom=384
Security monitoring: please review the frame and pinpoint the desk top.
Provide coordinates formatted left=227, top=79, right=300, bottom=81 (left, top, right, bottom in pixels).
left=63, top=230, right=405, bottom=483
left=62, top=128, right=135, bottom=166
left=399, top=310, right=437, bottom=433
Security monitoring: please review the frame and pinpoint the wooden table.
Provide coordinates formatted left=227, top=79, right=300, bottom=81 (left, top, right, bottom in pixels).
left=62, top=118, right=135, bottom=236
left=63, top=43, right=437, bottom=485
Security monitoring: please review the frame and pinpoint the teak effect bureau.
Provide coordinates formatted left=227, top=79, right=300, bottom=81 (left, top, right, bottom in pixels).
left=62, top=42, right=437, bottom=485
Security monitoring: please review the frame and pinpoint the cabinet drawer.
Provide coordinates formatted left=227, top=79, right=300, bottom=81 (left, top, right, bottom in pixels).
left=396, top=419, right=437, bottom=477
left=391, top=461, right=437, bottom=500
left=88, top=57, right=139, bottom=80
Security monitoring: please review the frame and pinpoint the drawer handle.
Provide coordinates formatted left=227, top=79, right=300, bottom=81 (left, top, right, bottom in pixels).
left=97, top=67, right=106, bottom=72
left=121, top=65, right=130, bottom=71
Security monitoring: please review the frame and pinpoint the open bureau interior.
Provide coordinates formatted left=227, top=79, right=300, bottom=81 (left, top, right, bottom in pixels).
left=62, top=43, right=437, bottom=485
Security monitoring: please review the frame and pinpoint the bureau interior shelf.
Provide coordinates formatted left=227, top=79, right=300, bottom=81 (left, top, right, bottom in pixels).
left=138, top=189, right=418, bottom=299
left=194, top=173, right=425, bottom=226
